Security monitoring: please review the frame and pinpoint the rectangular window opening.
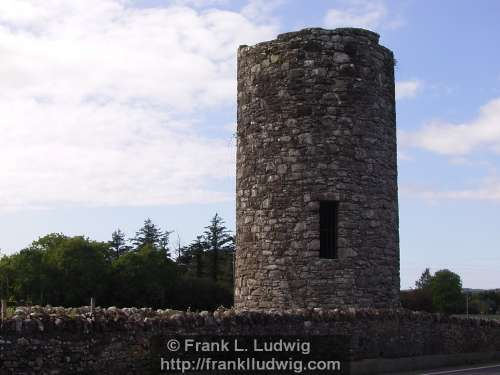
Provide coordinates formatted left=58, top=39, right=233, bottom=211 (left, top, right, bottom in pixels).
left=319, top=201, right=338, bottom=259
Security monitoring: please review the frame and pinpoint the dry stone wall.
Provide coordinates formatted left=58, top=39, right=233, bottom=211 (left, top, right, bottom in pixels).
left=235, top=28, right=399, bottom=309
left=1, top=307, right=500, bottom=374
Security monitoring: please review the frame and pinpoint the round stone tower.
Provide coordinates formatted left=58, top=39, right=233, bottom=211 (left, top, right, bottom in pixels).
left=235, top=28, right=399, bottom=310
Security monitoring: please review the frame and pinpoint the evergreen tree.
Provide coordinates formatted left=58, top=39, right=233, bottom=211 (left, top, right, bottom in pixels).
left=415, top=268, right=433, bottom=289
left=159, top=230, right=173, bottom=259
left=192, top=236, right=206, bottom=278
left=203, top=213, right=234, bottom=282
left=0, top=216, right=236, bottom=310
left=109, top=229, right=131, bottom=258
left=131, top=218, right=163, bottom=251
left=173, top=233, right=183, bottom=261
left=111, top=244, right=177, bottom=308
left=179, top=236, right=207, bottom=278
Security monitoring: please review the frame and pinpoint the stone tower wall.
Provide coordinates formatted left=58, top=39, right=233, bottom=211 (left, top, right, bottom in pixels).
left=235, top=28, right=399, bottom=310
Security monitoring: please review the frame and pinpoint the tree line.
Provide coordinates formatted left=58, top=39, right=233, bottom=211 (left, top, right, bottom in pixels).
left=401, top=268, right=500, bottom=315
left=3, top=222, right=498, bottom=315
left=0, top=214, right=234, bottom=311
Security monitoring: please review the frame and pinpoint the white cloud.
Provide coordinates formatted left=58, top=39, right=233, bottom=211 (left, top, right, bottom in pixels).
left=169, top=0, right=230, bottom=8
left=397, top=150, right=414, bottom=162
left=396, top=80, right=423, bottom=100
left=402, top=98, right=500, bottom=155
left=401, top=175, right=500, bottom=203
left=323, top=0, right=401, bottom=30
left=241, top=0, right=283, bottom=24
left=0, top=0, right=277, bottom=212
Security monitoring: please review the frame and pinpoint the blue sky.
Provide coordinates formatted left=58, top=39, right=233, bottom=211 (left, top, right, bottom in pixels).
left=0, top=0, right=499, bottom=289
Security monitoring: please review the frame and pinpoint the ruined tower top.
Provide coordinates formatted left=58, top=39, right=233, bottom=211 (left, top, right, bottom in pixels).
left=234, top=28, right=399, bottom=310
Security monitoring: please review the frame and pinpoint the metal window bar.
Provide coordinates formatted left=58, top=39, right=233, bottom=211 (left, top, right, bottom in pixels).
left=320, top=201, right=338, bottom=259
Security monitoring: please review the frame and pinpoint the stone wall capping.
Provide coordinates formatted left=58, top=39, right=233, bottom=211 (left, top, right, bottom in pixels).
left=277, top=27, right=380, bottom=44
left=2, top=306, right=498, bottom=334
left=238, top=28, right=381, bottom=55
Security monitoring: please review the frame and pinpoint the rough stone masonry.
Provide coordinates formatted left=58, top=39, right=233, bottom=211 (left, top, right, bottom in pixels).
left=235, top=28, right=400, bottom=309
left=1, top=306, right=499, bottom=374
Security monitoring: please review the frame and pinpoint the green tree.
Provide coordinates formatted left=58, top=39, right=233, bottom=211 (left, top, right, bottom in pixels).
left=179, top=236, right=207, bottom=278
left=7, top=248, right=52, bottom=304
left=415, top=268, right=432, bottom=290
left=131, top=218, right=162, bottom=249
left=131, top=218, right=172, bottom=258
left=430, top=269, right=464, bottom=314
left=30, top=233, right=67, bottom=251
left=0, top=234, right=66, bottom=305
left=45, top=236, right=111, bottom=306
left=0, top=255, right=14, bottom=300
left=400, top=288, right=433, bottom=312
left=159, top=230, right=173, bottom=259
left=469, top=291, right=498, bottom=315
left=203, top=213, right=234, bottom=283
left=0, top=220, right=237, bottom=311
left=109, top=229, right=131, bottom=258
left=0, top=234, right=111, bottom=306
left=172, top=277, right=233, bottom=310
left=111, top=244, right=177, bottom=307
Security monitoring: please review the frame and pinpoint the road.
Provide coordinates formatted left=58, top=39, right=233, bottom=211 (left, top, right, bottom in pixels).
left=395, top=363, right=500, bottom=375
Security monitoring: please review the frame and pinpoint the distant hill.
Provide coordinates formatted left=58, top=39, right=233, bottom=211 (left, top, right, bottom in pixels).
left=401, top=288, right=500, bottom=293
left=462, top=288, right=500, bottom=294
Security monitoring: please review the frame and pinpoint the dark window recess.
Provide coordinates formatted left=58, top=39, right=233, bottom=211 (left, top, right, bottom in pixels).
left=320, top=201, right=338, bottom=259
